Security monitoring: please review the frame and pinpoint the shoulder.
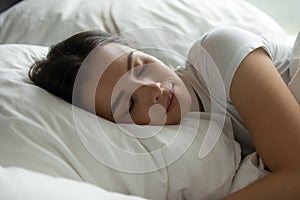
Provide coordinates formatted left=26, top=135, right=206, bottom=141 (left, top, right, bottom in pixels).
left=187, top=27, right=268, bottom=97
left=199, top=26, right=264, bottom=55
left=188, top=26, right=266, bottom=67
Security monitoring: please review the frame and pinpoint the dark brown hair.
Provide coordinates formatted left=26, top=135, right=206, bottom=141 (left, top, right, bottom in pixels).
left=29, top=30, right=130, bottom=104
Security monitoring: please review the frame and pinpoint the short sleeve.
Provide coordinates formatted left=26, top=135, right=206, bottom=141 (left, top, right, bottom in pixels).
left=190, top=26, right=267, bottom=100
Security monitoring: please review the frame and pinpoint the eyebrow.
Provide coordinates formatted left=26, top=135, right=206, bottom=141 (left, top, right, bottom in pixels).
left=127, top=50, right=134, bottom=71
left=110, top=50, right=134, bottom=119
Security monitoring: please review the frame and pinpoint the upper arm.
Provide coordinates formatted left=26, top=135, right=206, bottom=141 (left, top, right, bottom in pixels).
left=230, top=48, right=300, bottom=171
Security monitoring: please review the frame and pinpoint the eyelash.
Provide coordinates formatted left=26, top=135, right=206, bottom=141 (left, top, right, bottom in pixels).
left=129, top=96, right=136, bottom=114
left=136, top=63, right=147, bottom=77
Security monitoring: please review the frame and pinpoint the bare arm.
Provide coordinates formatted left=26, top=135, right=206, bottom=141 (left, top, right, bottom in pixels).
left=224, top=48, right=300, bottom=199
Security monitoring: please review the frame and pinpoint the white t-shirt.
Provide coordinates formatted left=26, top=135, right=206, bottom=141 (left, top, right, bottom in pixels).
left=176, top=27, right=292, bottom=156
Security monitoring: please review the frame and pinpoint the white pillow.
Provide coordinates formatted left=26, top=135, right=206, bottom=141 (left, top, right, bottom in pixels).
left=0, top=0, right=289, bottom=67
left=0, top=44, right=241, bottom=199
left=0, top=166, right=146, bottom=200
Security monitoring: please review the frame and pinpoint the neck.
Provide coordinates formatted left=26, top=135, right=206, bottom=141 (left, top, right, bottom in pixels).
left=181, top=74, right=204, bottom=112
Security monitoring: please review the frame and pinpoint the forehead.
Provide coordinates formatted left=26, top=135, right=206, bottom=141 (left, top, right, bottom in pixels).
left=89, top=43, right=132, bottom=73
left=79, top=43, right=133, bottom=115
left=81, top=42, right=133, bottom=89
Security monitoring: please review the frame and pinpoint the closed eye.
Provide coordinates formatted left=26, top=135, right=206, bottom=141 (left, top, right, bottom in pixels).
left=129, top=95, right=136, bottom=114
left=137, top=64, right=147, bottom=77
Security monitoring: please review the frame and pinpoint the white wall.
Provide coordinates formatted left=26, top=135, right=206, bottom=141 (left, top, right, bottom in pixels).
left=245, top=0, right=300, bottom=35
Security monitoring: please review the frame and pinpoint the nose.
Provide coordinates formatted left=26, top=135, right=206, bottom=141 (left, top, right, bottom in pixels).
left=136, top=81, right=162, bottom=104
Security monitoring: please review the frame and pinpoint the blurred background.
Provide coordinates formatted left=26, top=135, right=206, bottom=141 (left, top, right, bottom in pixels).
left=246, top=0, right=300, bottom=35
left=0, top=0, right=299, bottom=35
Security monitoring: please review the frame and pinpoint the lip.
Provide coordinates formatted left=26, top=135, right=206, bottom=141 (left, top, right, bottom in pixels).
left=166, top=87, right=178, bottom=113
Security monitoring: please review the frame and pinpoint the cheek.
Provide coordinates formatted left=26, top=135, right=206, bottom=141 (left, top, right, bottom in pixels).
left=95, top=77, right=119, bottom=121
left=150, top=64, right=174, bottom=76
left=174, top=84, right=191, bottom=114
left=131, top=105, right=168, bottom=125
left=95, top=89, right=112, bottom=120
left=130, top=112, right=151, bottom=125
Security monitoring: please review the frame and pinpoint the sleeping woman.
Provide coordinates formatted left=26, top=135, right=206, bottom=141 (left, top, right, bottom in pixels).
left=29, top=27, right=300, bottom=199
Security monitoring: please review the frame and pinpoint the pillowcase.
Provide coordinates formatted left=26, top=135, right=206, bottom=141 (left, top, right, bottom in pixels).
left=0, top=0, right=289, bottom=67
left=0, top=44, right=241, bottom=199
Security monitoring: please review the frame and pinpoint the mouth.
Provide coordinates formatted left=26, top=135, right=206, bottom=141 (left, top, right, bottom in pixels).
left=166, top=85, right=178, bottom=113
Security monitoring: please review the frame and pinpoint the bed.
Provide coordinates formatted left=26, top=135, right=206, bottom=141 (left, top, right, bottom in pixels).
left=0, top=0, right=297, bottom=199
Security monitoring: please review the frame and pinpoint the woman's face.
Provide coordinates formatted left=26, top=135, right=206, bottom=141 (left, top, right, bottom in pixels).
left=81, top=43, right=192, bottom=125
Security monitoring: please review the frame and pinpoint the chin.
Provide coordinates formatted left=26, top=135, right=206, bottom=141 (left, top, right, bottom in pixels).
left=165, top=115, right=181, bottom=125
left=167, top=120, right=180, bottom=125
